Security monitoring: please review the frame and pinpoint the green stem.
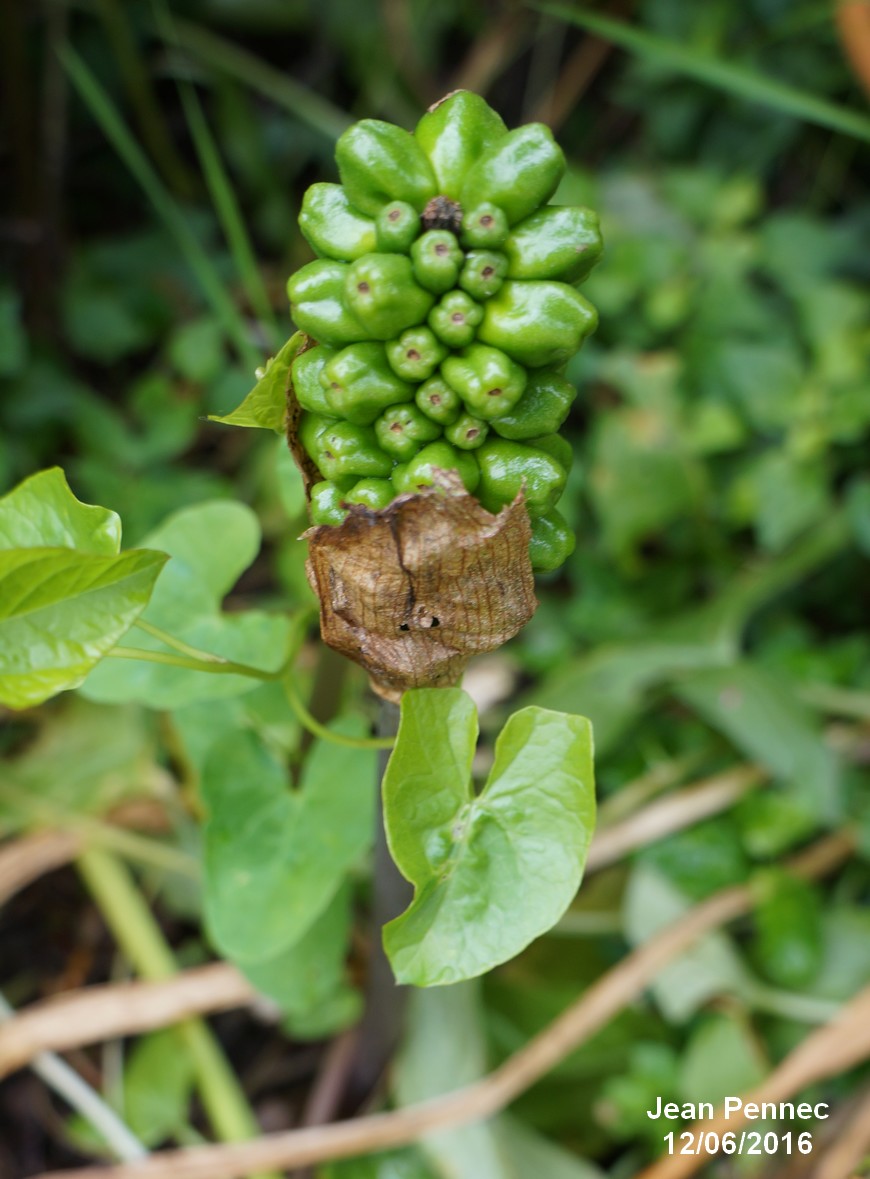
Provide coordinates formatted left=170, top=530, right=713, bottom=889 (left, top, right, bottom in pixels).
left=282, top=673, right=395, bottom=751
left=108, top=645, right=275, bottom=680
left=0, top=780, right=197, bottom=879
left=746, top=983, right=841, bottom=1025
left=77, top=849, right=280, bottom=1179
left=131, top=610, right=392, bottom=750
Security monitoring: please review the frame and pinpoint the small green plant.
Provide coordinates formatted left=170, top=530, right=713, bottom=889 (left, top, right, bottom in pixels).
left=0, top=93, right=598, bottom=993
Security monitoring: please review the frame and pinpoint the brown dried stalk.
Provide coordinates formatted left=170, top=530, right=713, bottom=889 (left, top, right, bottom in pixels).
left=0, top=965, right=255, bottom=1081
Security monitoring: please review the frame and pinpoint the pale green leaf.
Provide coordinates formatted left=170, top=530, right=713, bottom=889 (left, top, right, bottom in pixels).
left=241, top=885, right=361, bottom=1038
left=384, top=690, right=596, bottom=986
left=679, top=1013, right=767, bottom=1108
left=209, top=332, right=306, bottom=432
left=123, top=1030, right=195, bottom=1146
left=623, top=864, right=749, bottom=1022
left=201, top=719, right=376, bottom=963
left=81, top=502, right=290, bottom=707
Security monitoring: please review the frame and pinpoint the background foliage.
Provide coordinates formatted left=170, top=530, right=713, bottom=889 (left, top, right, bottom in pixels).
left=1, top=0, right=869, bottom=1176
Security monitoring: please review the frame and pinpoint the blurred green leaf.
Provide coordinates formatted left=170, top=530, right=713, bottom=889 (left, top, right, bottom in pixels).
left=167, top=318, right=226, bottom=384
left=201, top=720, right=376, bottom=962
left=81, top=502, right=289, bottom=708
left=0, top=469, right=166, bottom=709
left=679, top=1012, right=767, bottom=1107
left=241, top=884, right=361, bottom=1037
left=0, top=286, right=27, bottom=377
left=673, top=662, right=840, bottom=820
left=122, top=1030, right=195, bottom=1146
left=624, top=864, right=749, bottom=1021
left=395, top=982, right=604, bottom=1179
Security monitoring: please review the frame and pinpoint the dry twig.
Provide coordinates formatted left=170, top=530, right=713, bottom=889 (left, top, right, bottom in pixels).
left=0, top=965, right=256, bottom=1081
left=0, top=830, right=81, bottom=908
left=586, top=763, right=767, bottom=873
left=27, top=832, right=854, bottom=1179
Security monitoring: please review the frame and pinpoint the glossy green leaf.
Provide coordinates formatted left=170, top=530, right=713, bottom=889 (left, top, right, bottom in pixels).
left=210, top=333, right=306, bottom=432
left=201, top=719, right=376, bottom=963
left=81, top=502, right=289, bottom=707
left=0, top=546, right=167, bottom=710
left=0, top=468, right=121, bottom=554
left=383, top=690, right=595, bottom=986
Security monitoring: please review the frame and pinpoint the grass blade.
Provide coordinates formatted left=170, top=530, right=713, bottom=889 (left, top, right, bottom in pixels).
left=60, top=43, right=260, bottom=371
left=167, top=18, right=351, bottom=143
left=152, top=0, right=279, bottom=345
left=537, top=3, right=870, bottom=144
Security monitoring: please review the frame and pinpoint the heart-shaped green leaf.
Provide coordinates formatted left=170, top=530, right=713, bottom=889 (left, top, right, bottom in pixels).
left=383, top=689, right=595, bottom=986
left=81, top=501, right=290, bottom=708
left=201, top=718, right=376, bottom=963
left=0, top=469, right=167, bottom=709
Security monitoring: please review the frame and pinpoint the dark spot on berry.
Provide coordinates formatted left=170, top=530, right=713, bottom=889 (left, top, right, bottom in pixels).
left=389, top=209, right=401, bottom=222
left=435, top=243, right=448, bottom=256
left=390, top=422, right=404, bottom=433
left=451, top=313, right=465, bottom=323
left=481, top=215, right=493, bottom=227
left=467, top=428, right=479, bottom=440
left=487, top=387, right=502, bottom=397
left=482, top=266, right=494, bottom=278
left=357, top=281, right=370, bottom=293
left=430, top=394, right=442, bottom=405
left=407, top=349, right=420, bottom=360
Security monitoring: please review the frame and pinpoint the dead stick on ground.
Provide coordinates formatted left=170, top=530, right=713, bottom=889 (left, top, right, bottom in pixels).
left=636, top=986, right=870, bottom=1179
left=586, top=763, right=767, bottom=873
left=0, top=830, right=82, bottom=908
left=26, top=832, right=854, bottom=1179
left=0, top=964, right=256, bottom=1080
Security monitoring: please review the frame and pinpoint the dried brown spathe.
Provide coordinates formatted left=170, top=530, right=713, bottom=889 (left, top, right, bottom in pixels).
left=304, top=476, right=536, bottom=701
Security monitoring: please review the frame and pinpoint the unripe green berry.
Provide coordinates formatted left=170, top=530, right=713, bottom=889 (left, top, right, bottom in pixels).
left=445, top=412, right=489, bottom=450
left=375, top=201, right=420, bottom=253
left=385, top=326, right=448, bottom=382
left=411, top=230, right=464, bottom=294
left=428, top=290, right=483, bottom=349
left=375, top=403, right=441, bottom=460
left=461, top=202, right=509, bottom=249
left=458, top=250, right=508, bottom=301
left=415, top=375, right=462, bottom=425
left=343, top=477, right=396, bottom=510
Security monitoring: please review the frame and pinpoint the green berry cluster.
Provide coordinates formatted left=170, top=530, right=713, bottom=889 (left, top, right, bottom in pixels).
left=287, top=91, right=602, bottom=573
